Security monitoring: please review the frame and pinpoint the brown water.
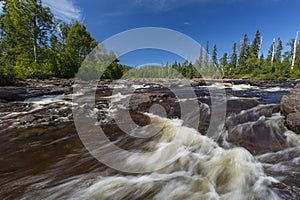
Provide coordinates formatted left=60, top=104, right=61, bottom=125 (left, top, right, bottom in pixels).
left=0, top=82, right=299, bottom=200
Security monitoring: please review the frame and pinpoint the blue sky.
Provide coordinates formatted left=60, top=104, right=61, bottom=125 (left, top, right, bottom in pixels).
left=3, top=0, right=300, bottom=66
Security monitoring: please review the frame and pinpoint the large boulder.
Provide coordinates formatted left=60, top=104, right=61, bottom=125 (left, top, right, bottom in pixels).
left=226, top=104, right=289, bottom=155
left=280, top=84, right=300, bottom=134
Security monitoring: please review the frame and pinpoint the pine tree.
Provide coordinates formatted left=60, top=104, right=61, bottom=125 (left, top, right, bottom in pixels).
left=204, top=41, right=209, bottom=68
left=212, top=44, right=218, bottom=67
left=275, top=38, right=283, bottom=64
left=238, top=34, right=250, bottom=68
left=220, top=53, right=228, bottom=76
left=230, top=42, right=238, bottom=72
left=251, top=30, right=261, bottom=57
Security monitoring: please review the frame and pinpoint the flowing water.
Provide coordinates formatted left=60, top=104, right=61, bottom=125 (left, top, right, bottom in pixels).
left=0, top=81, right=299, bottom=200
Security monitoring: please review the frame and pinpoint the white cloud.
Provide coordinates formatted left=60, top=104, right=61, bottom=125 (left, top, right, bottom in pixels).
left=0, top=0, right=82, bottom=22
left=43, top=0, right=82, bottom=23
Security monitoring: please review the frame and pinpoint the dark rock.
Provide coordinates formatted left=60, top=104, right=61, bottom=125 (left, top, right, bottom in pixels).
left=286, top=113, right=300, bottom=134
left=128, top=92, right=180, bottom=119
left=280, top=84, right=300, bottom=134
left=227, top=117, right=289, bottom=155
left=191, top=80, right=207, bottom=87
left=227, top=99, right=259, bottom=114
left=0, top=87, right=27, bottom=101
left=226, top=104, right=281, bottom=128
left=33, top=114, right=44, bottom=120
left=20, top=115, right=36, bottom=124
left=0, top=102, right=31, bottom=113
left=48, top=121, right=61, bottom=126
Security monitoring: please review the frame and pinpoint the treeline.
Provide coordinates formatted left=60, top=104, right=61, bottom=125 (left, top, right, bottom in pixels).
left=109, top=30, right=300, bottom=80
left=0, top=0, right=130, bottom=85
left=210, top=30, right=300, bottom=79
left=1, top=1, right=299, bottom=84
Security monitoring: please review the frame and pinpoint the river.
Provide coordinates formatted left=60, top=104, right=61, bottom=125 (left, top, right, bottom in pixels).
left=0, top=80, right=299, bottom=200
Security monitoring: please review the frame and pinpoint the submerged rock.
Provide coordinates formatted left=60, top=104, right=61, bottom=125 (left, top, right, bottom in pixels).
left=280, top=84, right=300, bottom=134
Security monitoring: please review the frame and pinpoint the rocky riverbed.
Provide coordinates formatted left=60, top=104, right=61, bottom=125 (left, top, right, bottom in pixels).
left=0, top=78, right=300, bottom=199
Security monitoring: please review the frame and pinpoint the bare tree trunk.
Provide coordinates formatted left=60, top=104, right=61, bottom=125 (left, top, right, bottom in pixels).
left=291, top=31, right=299, bottom=70
left=33, top=43, right=37, bottom=63
left=271, top=38, right=275, bottom=64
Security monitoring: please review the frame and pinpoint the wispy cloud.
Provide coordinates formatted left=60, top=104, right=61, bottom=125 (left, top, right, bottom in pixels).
left=135, top=0, right=211, bottom=11
left=134, top=0, right=283, bottom=12
left=184, top=22, right=192, bottom=26
left=43, top=0, right=82, bottom=23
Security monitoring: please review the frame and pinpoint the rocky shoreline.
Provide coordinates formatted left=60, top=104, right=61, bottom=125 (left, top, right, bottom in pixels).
left=1, top=78, right=299, bottom=103
left=0, top=78, right=300, bottom=154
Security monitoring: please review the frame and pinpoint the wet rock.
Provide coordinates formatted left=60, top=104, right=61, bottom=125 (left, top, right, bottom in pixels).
left=280, top=84, right=300, bottom=115
left=48, top=121, right=61, bottom=126
left=227, top=117, right=289, bottom=155
left=226, top=105, right=280, bottom=127
left=226, top=104, right=289, bottom=155
left=128, top=92, right=180, bottom=118
left=227, top=99, right=259, bottom=114
left=0, top=78, right=74, bottom=102
left=0, top=87, right=27, bottom=101
left=280, top=84, right=300, bottom=134
left=20, top=115, right=36, bottom=124
left=0, top=102, right=31, bottom=113
left=191, top=80, right=207, bottom=87
left=286, top=113, right=300, bottom=134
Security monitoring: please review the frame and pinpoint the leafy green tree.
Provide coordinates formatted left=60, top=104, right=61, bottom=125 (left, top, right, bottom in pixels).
left=0, top=0, right=54, bottom=78
left=63, top=21, right=98, bottom=77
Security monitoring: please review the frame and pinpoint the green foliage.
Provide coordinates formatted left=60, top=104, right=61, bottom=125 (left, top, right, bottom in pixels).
left=219, top=30, right=300, bottom=80
left=0, top=0, right=100, bottom=84
left=1, top=4, right=300, bottom=85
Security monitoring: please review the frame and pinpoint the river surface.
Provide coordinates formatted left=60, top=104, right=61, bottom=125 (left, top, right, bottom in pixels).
left=0, top=80, right=299, bottom=200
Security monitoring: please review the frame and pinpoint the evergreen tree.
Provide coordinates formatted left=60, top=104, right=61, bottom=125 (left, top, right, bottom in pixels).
left=238, top=34, right=250, bottom=68
left=229, top=42, right=238, bottom=71
left=204, top=41, right=209, bottom=68
left=220, top=53, right=228, bottom=76
left=275, top=38, right=283, bottom=64
left=251, top=30, right=261, bottom=57
left=212, top=44, right=218, bottom=67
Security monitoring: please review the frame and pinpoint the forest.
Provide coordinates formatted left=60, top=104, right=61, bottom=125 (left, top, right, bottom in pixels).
left=0, top=0, right=300, bottom=85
